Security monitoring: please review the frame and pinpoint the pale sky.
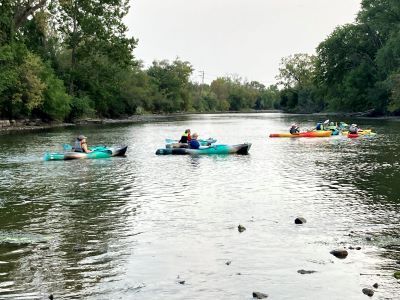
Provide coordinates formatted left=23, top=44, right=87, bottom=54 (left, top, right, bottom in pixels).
left=127, top=0, right=361, bottom=85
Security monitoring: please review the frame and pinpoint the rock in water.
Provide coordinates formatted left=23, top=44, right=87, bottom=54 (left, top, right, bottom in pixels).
left=294, top=217, right=307, bottom=224
left=225, top=261, right=231, bottom=265
left=330, top=249, right=348, bottom=259
left=238, top=225, right=246, bottom=233
left=297, top=269, right=317, bottom=274
left=362, top=288, right=374, bottom=297
left=253, top=291, right=268, bottom=299
left=394, top=271, right=400, bottom=279
left=178, top=280, right=185, bottom=285
left=49, top=295, right=54, bottom=300
left=373, top=283, right=378, bottom=289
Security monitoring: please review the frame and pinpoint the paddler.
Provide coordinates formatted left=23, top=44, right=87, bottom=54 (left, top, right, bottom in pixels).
left=73, top=135, right=92, bottom=153
left=289, top=123, right=300, bottom=134
left=349, top=124, right=359, bottom=134
left=178, top=129, right=191, bottom=144
left=188, top=133, right=200, bottom=149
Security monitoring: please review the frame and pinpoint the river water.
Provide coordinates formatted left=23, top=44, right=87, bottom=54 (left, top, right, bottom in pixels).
left=0, top=113, right=399, bottom=299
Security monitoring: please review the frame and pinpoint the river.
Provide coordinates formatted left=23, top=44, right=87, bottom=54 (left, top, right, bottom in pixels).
left=0, top=113, right=399, bottom=299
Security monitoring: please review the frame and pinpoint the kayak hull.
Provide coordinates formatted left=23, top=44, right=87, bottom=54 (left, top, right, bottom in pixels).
left=269, top=131, right=332, bottom=138
left=342, top=129, right=373, bottom=136
left=156, top=143, right=251, bottom=155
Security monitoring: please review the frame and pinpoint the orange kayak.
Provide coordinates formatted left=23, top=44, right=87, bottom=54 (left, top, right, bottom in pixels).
left=269, top=131, right=332, bottom=138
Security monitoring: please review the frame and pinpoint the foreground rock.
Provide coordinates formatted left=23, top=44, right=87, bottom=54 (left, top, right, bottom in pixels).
left=294, top=217, right=307, bottom=224
left=297, top=269, right=317, bottom=274
left=253, top=291, right=268, bottom=299
left=362, top=288, right=374, bottom=297
left=238, top=225, right=246, bottom=233
left=394, top=271, right=400, bottom=279
left=330, top=249, right=348, bottom=259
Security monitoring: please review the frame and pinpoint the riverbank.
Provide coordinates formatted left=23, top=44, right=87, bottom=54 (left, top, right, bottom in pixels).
left=0, top=111, right=281, bottom=132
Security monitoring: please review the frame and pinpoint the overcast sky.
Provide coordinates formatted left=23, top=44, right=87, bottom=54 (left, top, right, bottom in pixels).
left=127, top=0, right=361, bottom=85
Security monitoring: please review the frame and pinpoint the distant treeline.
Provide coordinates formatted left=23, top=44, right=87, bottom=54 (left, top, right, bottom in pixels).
left=1, top=0, right=399, bottom=121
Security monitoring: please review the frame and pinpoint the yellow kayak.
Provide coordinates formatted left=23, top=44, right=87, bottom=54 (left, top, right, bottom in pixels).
left=341, top=129, right=374, bottom=135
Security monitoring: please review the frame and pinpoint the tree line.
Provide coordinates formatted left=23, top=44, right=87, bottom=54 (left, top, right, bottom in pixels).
left=1, top=0, right=399, bottom=122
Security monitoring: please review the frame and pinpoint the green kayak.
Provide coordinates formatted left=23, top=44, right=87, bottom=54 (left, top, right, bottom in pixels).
left=44, top=146, right=127, bottom=161
left=156, top=143, right=251, bottom=155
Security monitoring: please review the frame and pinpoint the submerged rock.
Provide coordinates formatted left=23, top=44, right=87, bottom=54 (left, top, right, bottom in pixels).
left=225, top=261, right=232, bottom=265
left=253, top=291, right=268, bottom=299
left=373, top=283, right=379, bottom=289
left=330, top=249, right=348, bottom=259
left=72, top=244, right=86, bottom=252
left=238, top=225, right=246, bottom=233
left=394, top=271, right=400, bottom=279
left=294, top=217, right=307, bottom=224
left=362, top=288, right=374, bottom=297
left=297, top=269, right=317, bottom=274
left=356, top=247, right=361, bottom=250
left=366, top=236, right=373, bottom=241
left=178, top=280, right=185, bottom=285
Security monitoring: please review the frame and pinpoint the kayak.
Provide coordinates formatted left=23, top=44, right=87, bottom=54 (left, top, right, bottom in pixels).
left=165, top=138, right=217, bottom=146
left=269, top=131, right=332, bottom=138
left=348, top=133, right=359, bottom=138
left=341, top=129, right=373, bottom=135
left=44, top=145, right=128, bottom=161
left=62, top=144, right=128, bottom=156
left=156, top=143, right=251, bottom=155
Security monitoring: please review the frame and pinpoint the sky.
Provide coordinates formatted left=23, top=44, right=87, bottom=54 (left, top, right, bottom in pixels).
left=127, top=0, right=361, bottom=85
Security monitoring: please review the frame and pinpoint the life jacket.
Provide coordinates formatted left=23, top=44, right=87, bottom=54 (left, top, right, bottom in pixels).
left=179, top=132, right=188, bottom=143
left=316, top=123, right=323, bottom=131
left=74, top=139, right=83, bottom=152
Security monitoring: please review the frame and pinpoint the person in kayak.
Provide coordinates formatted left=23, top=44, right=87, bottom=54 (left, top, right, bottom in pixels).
left=74, top=135, right=92, bottom=153
left=349, top=124, right=359, bottom=134
left=189, top=133, right=200, bottom=149
left=179, top=129, right=191, bottom=144
left=289, top=124, right=300, bottom=134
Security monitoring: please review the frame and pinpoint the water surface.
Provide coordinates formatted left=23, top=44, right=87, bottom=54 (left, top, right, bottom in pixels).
left=0, top=113, right=399, bottom=299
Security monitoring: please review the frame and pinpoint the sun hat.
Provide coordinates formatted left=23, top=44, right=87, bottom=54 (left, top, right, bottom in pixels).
left=78, top=135, right=87, bottom=140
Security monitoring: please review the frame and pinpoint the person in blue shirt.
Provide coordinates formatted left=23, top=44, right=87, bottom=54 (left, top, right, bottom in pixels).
left=188, top=133, right=200, bottom=149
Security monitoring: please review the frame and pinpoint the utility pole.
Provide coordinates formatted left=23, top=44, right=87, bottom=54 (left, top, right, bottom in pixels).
left=199, top=70, right=205, bottom=96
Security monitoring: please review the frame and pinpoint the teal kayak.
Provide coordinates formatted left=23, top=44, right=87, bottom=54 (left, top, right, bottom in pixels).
left=156, top=143, right=251, bottom=155
left=44, top=150, right=112, bottom=161
left=165, top=138, right=217, bottom=146
left=44, top=145, right=128, bottom=161
left=62, top=144, right=128, bottom=157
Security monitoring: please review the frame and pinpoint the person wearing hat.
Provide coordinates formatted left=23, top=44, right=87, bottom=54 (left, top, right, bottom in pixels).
left=73, top=135, right=92, bottom=153
left=188, top=133, right=200, bottom=149
left=289, top=123, right=300, bottom=134
left=349, top=124, right=358, bottom=134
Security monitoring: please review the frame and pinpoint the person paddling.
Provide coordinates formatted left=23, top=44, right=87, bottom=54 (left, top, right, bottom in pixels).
left=189, top=133, right=200, bottom=149
left=179, top=129, right=191, bottom=144
left=74, top=135, right=92, bottom=153
left=349, top=124, right=359, bottom=134
left=290, top=123, right=300, bottom=134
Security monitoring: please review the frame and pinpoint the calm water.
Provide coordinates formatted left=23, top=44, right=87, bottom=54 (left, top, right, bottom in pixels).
left=0, top=113, right=399, bottom=300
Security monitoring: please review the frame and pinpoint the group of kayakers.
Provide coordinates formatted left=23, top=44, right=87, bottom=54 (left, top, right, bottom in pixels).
left=289, top=120, right=360, bottom=135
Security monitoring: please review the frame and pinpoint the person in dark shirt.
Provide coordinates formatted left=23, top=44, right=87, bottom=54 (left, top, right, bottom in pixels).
left=179, top=129, right=191, bottom=143
left=289, top=124, right=300, bottom=134
left=189, top=133, right=200, bottom=149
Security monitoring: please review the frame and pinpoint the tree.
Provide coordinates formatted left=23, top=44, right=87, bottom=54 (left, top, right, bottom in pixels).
left=276, top=54, right=316, bottom=89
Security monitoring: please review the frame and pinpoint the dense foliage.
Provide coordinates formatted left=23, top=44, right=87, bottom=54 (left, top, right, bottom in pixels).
left=1, top=0, right=400, bottom=121
left=277, top=0, right=400, bottom=115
